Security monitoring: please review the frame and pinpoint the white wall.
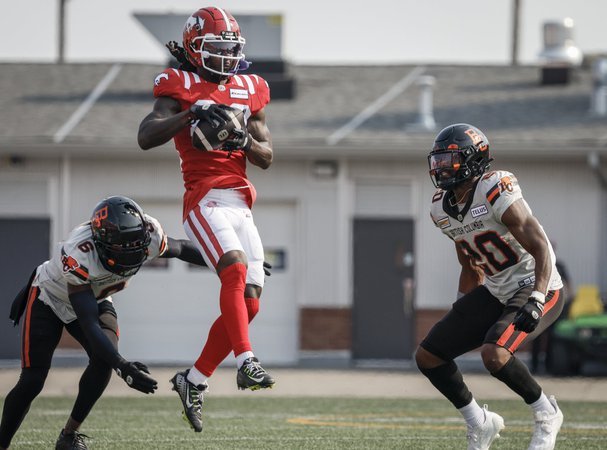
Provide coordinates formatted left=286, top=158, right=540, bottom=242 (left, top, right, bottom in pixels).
left=0, top=153, right=602, bottom=363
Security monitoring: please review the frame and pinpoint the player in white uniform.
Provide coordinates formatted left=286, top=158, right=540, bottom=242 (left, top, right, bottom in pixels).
left=0, top=196, right=208, bottom=450
left=415, top=124, right=564, bottom=450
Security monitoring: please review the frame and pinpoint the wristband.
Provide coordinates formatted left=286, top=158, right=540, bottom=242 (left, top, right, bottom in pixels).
left=529, top=290, right=546, bottom=304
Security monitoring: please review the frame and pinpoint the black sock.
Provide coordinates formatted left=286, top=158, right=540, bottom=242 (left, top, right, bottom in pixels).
left=491, top=356, right=542, bottom=404
left=418, top=360, right=473, bottom=409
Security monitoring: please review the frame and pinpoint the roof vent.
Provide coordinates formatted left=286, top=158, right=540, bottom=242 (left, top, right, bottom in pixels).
left=406, top=75, right=437, bottom=132
left=538, top=18, right=582, bottom=85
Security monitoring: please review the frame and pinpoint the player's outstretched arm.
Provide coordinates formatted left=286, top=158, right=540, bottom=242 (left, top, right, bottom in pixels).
left=160, top=237, right=273, bottom=275
left=138, top=97, right=191, bottom=150
left=245, top=108, right=273, bottom=169
left=160, top=237, right=207, bottom=266
left=68, top=283, right=158, bottom=394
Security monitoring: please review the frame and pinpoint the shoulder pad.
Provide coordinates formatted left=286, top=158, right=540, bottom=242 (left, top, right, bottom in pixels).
left=153, top=68, right=197, bottom=98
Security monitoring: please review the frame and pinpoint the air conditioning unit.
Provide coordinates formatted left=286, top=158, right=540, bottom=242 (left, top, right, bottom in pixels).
left=538, top=18, right=583, bottom=85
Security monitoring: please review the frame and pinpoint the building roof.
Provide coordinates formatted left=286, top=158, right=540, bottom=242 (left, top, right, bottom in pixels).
left=1, top=62, right=606, bottom=160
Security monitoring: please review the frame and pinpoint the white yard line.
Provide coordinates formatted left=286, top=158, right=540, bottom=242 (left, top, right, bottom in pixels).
left=53, top=63, right=123, bottom=143
left=326, top=66, right=426, bottom=146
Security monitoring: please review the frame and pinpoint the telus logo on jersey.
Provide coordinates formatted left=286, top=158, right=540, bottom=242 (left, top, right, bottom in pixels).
left=230, top=88, right=249, bottom=99
left=470, top=205, right=488, bottom=218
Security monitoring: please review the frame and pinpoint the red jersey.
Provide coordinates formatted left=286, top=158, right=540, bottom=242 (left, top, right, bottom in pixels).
left=152, top=68, right=271, bottom=219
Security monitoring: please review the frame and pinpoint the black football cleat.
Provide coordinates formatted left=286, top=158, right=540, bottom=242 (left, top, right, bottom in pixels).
left=55, top=429, right=89, bottom=450
left=237, top=357, right=275, bottom=391
left=170, top=369, right=207, bottom=432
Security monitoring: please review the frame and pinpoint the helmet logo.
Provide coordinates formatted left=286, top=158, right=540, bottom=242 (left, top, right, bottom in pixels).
left=464, top=128, right=488, bottom=151
left=464, top=128, right=483, bottom=145
left=93, top=206, right=108, bottom=228
left=154, top=73, right=169, bottom=86
left=185, top=15, right=204, bottom=33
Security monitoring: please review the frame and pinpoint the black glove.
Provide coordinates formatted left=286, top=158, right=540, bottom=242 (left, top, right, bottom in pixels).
left=115, top=360, right=158, bottom=394
left=263, top=261, right=272, bottom=277
left=221, top=127, right=252, bottom=152
left=189, top=103, right=232, bottom=129
left=513, top=295, right=545, bottom=333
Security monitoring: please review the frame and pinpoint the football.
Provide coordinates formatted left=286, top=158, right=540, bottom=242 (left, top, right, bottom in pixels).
left=191, top=106, right=246, bottom=151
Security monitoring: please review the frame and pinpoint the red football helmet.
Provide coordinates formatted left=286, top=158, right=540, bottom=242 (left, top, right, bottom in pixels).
left=182, top=7, right=246, bottom=77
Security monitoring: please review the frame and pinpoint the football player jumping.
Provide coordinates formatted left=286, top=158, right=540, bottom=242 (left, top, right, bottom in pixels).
left=0, top=196, right=208, bottom=450
left=137, top=6, right=274, bottom=433
left=416, top=124, right=564, bottom=450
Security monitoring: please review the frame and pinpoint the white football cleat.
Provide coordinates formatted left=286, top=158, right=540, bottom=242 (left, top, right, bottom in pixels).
left=467, top=405, right=505, bottom=450
left=528, top=396, right=563, bottom=450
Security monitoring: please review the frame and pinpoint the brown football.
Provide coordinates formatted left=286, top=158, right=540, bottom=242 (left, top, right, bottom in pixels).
left=191, top=106, right=245, bottom=151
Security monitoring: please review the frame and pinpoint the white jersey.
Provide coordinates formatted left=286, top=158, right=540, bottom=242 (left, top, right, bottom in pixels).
left=32, top=214, right=168, bottom=323
left=430, top=170, right=563, bottom=303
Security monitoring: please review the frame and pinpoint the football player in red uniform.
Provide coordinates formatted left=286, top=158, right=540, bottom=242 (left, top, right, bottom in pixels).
left=416, top=124, right=565, bottom=450
left=137, top=6, right=274, bottom=433
left=0, top=196, right=208, bottom=450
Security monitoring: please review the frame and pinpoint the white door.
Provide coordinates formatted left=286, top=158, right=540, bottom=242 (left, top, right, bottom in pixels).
left=116, top=201, right=220, bottom=363
left=248, top=200, right=298, bottom=365
left=116, top=200, right=298, bottom=365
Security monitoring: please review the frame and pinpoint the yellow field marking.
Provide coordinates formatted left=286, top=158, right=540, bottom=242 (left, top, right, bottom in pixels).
left=287, top=417, right=462, bottom=430
left=288, top=414, right=607, bottom=436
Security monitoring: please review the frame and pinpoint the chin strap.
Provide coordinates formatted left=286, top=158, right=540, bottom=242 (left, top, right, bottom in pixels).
left=232, top=58, right=252, bottom=74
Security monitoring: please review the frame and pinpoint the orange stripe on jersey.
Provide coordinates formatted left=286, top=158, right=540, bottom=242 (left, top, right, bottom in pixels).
left=73, top=266, right=89, bottom=280
left=22, top=286, right=39, bottom=368
left=486, top=185, right=500, bottom=204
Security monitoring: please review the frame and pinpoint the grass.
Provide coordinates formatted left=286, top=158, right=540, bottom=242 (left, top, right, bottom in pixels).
left=4, top=396, right=607, bottom=449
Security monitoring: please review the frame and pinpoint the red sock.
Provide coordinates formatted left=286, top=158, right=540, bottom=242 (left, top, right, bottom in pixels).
left=193, top=264, right=255, bottom=375
left=194, top=296, right=260, bottom=377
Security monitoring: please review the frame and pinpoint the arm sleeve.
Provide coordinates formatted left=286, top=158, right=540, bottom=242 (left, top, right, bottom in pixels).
left=68, top=289, right=123, bottom=368
left=160, top=237, right=207, bottom=266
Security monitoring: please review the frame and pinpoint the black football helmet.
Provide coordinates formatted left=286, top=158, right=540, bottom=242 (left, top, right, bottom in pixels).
left=428, top=123, right=493, bottom=189
left=90, top=196, right=151, bottom=276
